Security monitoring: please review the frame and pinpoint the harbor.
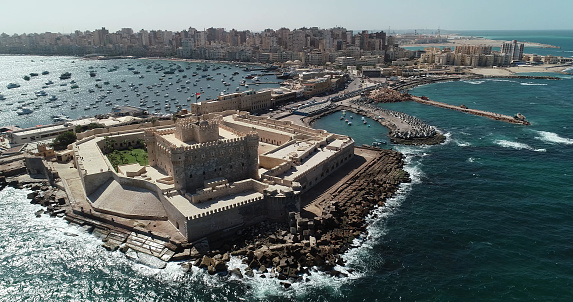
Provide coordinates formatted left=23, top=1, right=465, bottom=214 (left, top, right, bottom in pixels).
left=0, top=56, right=285, bottom=128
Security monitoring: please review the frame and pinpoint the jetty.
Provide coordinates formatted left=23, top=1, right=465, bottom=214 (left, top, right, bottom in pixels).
left=411, top=95, right=530, bottom=125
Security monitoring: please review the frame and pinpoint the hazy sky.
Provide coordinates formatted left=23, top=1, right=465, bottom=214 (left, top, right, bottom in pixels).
left=1, top=0, right=571, bottom=34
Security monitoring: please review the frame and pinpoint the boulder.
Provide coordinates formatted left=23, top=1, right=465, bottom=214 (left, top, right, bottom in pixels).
left=229, top=268, right=243, bottom=279
left=213, top=260, right=227, bottom=272
left=199, top=255, right=212, bottom=269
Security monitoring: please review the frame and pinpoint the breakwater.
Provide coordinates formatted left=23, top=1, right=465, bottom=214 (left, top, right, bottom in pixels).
left=411, top=95, right=531, bottom=125
left=389, top=74, right=560, bottom=92
left=184, top=147, right=410, bottom=285
left=305, top=102, right=445, bottom=146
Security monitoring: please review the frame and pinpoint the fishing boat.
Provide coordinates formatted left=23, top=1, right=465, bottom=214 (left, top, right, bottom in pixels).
left=16, top=107, right=33, bottom=115
left=59, top=72, right=72, bottom=80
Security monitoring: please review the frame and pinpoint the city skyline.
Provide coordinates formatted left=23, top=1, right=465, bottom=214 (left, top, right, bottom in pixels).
left=2, top=0, right=572, bottom=35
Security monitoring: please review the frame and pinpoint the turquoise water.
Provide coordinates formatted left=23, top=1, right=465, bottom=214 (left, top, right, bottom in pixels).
left=2, top=31, right=573, bottom=301
left=312, top=112, right=390, bottom=147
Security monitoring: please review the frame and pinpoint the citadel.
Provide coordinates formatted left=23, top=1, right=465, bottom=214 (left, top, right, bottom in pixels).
left=73, top=110, right=354, bottom=242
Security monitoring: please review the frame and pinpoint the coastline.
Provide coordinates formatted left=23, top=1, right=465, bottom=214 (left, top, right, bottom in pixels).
left=469, top=64, right=572, bottom=77
left=401, top=37, right=560, bottom=49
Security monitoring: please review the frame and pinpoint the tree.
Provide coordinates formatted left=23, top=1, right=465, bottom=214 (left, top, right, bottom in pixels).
left=52, top=131, right=77, bottom=150
left=103, top=136, right=116, bottom=154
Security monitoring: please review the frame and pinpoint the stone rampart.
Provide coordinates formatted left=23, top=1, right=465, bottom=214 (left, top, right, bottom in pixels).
left=188, top=179, right=267, bottom=204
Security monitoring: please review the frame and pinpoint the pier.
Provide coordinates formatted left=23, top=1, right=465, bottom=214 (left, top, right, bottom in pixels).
left=411, top=96, right=530, bottom=125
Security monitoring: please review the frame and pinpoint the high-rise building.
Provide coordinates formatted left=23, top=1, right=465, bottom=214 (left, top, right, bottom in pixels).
left=501, top=40, right=524, bottom=61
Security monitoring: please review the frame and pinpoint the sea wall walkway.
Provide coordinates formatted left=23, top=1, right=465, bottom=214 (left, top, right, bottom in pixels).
left=411, top=96, right=530, bottom=125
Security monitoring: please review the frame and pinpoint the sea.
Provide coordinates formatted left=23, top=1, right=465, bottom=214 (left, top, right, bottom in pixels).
left=0, top=57, right=281, bottom=128
left=1, top=30, right=573, bottom=301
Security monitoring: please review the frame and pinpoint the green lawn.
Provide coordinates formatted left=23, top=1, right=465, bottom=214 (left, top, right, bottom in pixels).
left=106, top=148, right=148, bottom=170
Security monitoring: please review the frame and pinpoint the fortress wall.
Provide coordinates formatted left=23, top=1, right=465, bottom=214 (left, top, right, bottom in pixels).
left=94, top=132, right=145, bottom=151
left=186, top=197, right=267, bottom=242
left=261, top=175, right=293, bottom=187
left=223, top=118, right=292, bottom=145
left=76, top=120, right=175, bottom=140
left=259, top=154, right=288, bottom=170
left=295, top=142, right=354, bottom=192
left=264, top=194, right=299, bottom=222
left=189, top=179, right=267, bottom=204
left=264, top=161, right=293, bottom=177
left=83, top=171, right=114, bottom=196
left=151, top=134, right=175, bottom=176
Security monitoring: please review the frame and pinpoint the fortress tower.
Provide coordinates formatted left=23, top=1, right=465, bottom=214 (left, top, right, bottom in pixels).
left=175, top=116, right=219, bottom=143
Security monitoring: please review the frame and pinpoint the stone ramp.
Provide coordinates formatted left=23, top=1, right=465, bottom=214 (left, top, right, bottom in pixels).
left=89, top=179, right=168, bottom=220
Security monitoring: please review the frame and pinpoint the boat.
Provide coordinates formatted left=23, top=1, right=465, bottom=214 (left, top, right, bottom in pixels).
left=7, top=83, right=20, bottom=89
left=42, top=71, right=49, bottom=75
left=89, top=71, right=97, bottom=77
left=52, top=114, right=71, bottom=122
left=59, top=72, right=72, bottom=80
left=35, top=90, right=48, bottom=97
left=71, top=84, right=79, bottom=89
left=276, top=72, right=293, bottom=79
left=30, top=73, right=39, bottom=77
left=16, top=107, right=33, bottom=115
left=23, top=76, right=30, bottom=81
left=45, top=80, right=54, bottom=85
left=347, top=121, right=352, bottom=126
left=0, top=94, right=5, bottom=100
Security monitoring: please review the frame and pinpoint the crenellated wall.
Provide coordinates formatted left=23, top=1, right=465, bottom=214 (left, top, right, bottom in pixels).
left=184, top=190, right=300, bottom=242
left=174, top=134, right=259, bottom=193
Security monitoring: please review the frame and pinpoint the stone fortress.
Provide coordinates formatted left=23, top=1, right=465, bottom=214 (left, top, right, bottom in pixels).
left=72, top=110, right=354, bottom=243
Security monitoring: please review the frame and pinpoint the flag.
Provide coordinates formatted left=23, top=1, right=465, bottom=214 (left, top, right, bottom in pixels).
left=196, top=92, right=201, bottom=99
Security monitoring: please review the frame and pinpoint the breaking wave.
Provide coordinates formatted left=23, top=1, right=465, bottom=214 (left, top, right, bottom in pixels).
left=534, top=130, right=573, bottom=145
left=494, top=139, right=546, bottom=152
left=465, top=80, right=485, bottom=85
left=520, top=82, right=548, bottom=86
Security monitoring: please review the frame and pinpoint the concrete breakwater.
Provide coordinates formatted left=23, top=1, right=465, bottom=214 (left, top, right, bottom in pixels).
left=305, top=101, right=445, bottom=146
left=411, top=95, right=531, bottom=125
left=177, top=147, right=410, bottom=285
left=348, top=98, right=446, bottom=144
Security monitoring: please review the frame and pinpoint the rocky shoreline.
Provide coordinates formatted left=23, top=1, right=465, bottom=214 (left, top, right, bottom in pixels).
left=1, top=143, right=411, bottom=287
left=175, top=148, right=410, bottom=286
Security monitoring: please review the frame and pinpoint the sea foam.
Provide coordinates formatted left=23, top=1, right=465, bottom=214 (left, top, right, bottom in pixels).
left=494, top=139, right=546, bottom=152
left=465, top=80, right=484, bottom=85
left=520, top=82, right=548, bottom=86
left=534, top=130, right=573, bottom=145
left=342, top=145, right=425, bottom=272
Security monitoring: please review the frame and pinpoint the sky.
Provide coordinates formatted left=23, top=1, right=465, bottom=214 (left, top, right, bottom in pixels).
left=1, top=0, right=572, bottom=35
